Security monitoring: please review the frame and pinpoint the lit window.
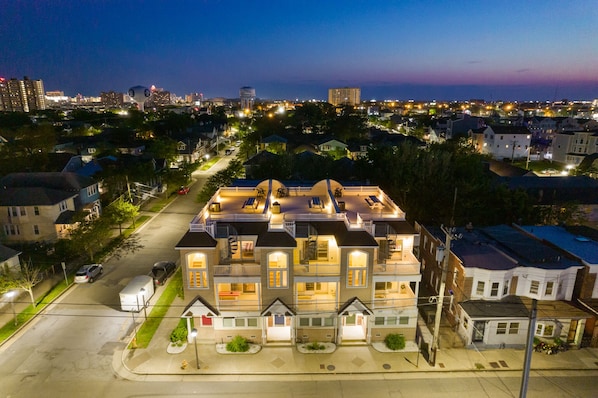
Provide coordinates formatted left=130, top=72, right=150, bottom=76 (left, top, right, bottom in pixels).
left=348, top=250, right=367, bottom=287
left=268, top=252, right=288, bottom=288
left=188, top=253, right=208, bottom=289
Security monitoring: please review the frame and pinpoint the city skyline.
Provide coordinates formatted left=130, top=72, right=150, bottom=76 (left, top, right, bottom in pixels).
left=2, top=1, right=597, bottom=101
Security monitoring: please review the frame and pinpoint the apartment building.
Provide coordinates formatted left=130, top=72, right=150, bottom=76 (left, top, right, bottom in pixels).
left=0, top=76, right=46, bottom=112
left=328, top=87, right=360, bottom=107
left=175, top=179, right=421, bottom=346
left=551, top=130, right=598, bottom=166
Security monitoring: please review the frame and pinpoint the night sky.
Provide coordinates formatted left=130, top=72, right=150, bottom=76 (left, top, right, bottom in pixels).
left=2, top=0, right=597, bottom=101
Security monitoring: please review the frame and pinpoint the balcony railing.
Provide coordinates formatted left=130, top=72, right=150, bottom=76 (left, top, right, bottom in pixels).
left=293, top=263, right=340, bottom=276
left=372, top=294, right=417, bottom=309
left=213, top=264, right=261, bottom=277
left=217, top=295, right=260, bottom=311
left=295, top=294, right=337, bottom=312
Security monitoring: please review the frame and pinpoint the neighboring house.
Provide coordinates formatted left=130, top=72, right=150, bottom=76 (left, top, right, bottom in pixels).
left=0, top=244, right=21, bottom=273
left=242, top=151, right=280, bottom=179
left=471, top=125, right=532, bottom=160
left=260, top=134, right=288, bottom=153
left=417, top=223, right=590, bottom=349
left=0, top=172, right=101, bottom=243
left=446, top=114, right=485, bottom=140
left=518, top=225, right=598, bottom=347
left=175, top=179, right=421, bottom=347
left=175, top=136, right=207, bottom=165
left=551, top=130, right=598, bottom=166
left=317, top=138, right=347, bottom=154
left=346, top=141, right=370, bottom=160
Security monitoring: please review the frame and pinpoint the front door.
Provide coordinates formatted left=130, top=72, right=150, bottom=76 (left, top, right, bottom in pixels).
left=266, top=315, right=291, bottom=342
left=473, top=321, right=485, bottom=342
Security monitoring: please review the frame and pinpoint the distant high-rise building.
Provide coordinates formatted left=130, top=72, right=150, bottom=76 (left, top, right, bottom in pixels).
left=328, top=87, right=360, bottom=107
left=100, top=91, right=125, bottom=108
left=186, top=92, right=203, bottom=106
left=146, top=85, right=171, bottom=108
left=0, top=76, right=46, bottom=112
left=240, top=86, right=256, bottom=110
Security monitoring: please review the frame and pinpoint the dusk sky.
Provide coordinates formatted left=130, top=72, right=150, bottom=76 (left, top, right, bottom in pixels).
left=2, top=1, right=597, bottom=101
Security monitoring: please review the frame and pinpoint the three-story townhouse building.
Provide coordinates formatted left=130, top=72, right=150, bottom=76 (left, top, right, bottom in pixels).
left=175, top=179, right=421, bottom=346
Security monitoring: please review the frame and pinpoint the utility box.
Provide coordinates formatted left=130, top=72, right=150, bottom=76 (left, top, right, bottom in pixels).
left=119, top=275, right=155, bottom=312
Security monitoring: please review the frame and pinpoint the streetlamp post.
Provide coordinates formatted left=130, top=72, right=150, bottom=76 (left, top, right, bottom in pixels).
left=5, top=291, right=17, bottom=326
left=140, top=288, right=147, bottom=320
left=191, top=328, right=200, bottom=369
left=429, top=225, right=461, bottom=366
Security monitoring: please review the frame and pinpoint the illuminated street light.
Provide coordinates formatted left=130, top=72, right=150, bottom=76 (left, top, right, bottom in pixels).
left=5, top=291, right=17, bottom=326
left=191, top=328, right=200, bottom=369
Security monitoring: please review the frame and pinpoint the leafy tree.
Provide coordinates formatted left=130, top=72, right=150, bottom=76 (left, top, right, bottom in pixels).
left=198, top=159, right=244, bottom=202
left=105, top=197, right=140, bottom=235
left=67, top=215, right=112, bottom=262
left=0, top=260, right=43, bottom=307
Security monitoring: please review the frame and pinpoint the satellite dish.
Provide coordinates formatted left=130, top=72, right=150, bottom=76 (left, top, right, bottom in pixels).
left=128, top=86, right=151, bottom=111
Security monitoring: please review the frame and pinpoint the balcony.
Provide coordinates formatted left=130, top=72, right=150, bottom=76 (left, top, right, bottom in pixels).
left=295, top=293, right=337, bottom=312
left=374, top=252, right=420, bottom=275
left=217, top=293, right=260, bottom=311
left=213, top=264, right=261, bottom=277
left=293, top=263, right=340, bottom=276
left=373, top=292, right=417, bottom=309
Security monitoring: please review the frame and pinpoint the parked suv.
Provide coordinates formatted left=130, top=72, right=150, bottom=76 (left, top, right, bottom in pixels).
left=151, top=261, right=177, bottom=286
left=74, top=264, right=103, bottom=283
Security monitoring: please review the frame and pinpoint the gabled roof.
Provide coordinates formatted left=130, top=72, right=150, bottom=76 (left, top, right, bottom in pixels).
left=255, top=230, right=296, bottom=247
left=0, top=172, right=96, bottom=192
left=0, top=244, right=21, bottom=262
left=262, top=134, right=287, bottom=144
left=175, top=231, right=218, bottom=248
left=0, top=187, right=76, bottom=206
left=261, top=298, right=295, bottom=316
left=338, top=297, right=373, bottom=316
left=182, top=295, right=220, bottom=318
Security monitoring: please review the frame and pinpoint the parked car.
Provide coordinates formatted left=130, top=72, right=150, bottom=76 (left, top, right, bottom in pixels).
left=151, top=261, right=177, bottom=285
left=177, top=186, right=190, bottom=195
left=74, top=264, right=103, bottom=283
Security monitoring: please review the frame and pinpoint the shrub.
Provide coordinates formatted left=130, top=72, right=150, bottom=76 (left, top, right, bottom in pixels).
left=384, top=333, right=406, bottom=351
left=170, top=323, right=188, bottom=343
left=226, top=335, right=250, bottom=352
left=306, top=341, right=326, bottom=351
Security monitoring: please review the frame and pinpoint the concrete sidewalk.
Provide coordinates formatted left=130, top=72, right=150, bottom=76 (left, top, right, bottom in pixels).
left=116, top=297, right=598, bottom=381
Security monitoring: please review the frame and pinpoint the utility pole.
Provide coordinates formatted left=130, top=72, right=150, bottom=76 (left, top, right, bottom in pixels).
left=519, top=298, right=538, bottom=398
left=429, top=225, right=461, bottom=366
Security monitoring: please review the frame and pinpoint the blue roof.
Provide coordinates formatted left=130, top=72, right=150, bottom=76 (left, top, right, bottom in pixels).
left=519, top=225, right=598, bottom=265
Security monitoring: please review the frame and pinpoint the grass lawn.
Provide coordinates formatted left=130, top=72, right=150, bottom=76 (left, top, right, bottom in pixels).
left=199, top=157, right=220, bottom=171
left=131, top=268, right=183, bottom=349
left=512, top=159, right=567, bottom=174
left=0, top=279, right=71, bottom=343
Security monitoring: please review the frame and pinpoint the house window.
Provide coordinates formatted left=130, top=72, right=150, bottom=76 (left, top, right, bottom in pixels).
left=509, top=322, right=519, bottom=334
left=34, top=206, right=40, bottom=216
left=529, top=280, right=539, bottom=295
left=348, top=250, right=367, bottom=287
left=268, top=252, right=288, bottom=288
left=3, top=224, right=20, bottom=236
left=298, top=317, right=334, bottom=327
left=490, top=282, right=499, bottom=297
left=19, top=207, right=26, bottom=216
left=59, top=201, right=68, bottom=212
left=188, top=253, right=208, bottom=289
left=536, top=322, right=555, bottom=337
left=545, top=281, right=554, bottom=295
left=497, top=322, right=507, bottom=335
left=223, top=318, right=233, bottom=327
left=503, top=279, right=510, bottom=295
left=33, top=225, right=40, bottom=235
left=476, top=281, right=485, bottom=295
left=87, top=185, right=98, bottom=196
left=9, top=207, right=17, bottom=217
left=399, top=316, right=409, bottom=325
